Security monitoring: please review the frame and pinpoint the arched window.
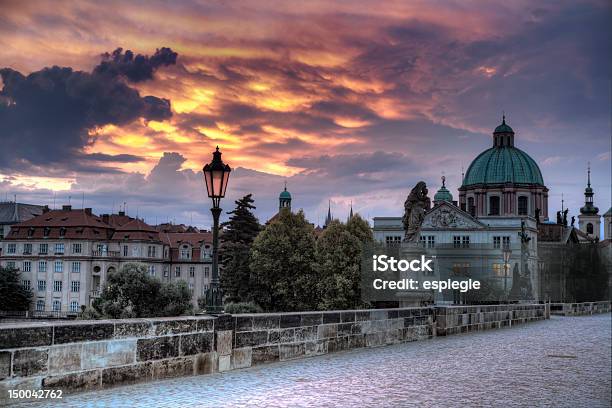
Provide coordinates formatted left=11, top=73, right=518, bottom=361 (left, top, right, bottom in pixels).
left=467, top=197, right=475, bottom=216
left=586, top=223, right=593, bottom=234
left=489, top=196, right=500, bottom=216
left=518, top=196, right=528, bottom=215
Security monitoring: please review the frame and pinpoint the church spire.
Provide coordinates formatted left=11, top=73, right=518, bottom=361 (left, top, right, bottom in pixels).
left=580, top=162, right=598, bottom=215
left=325, top=200, right=332, bottom=226
left=347, top=200, right=354, bottom=222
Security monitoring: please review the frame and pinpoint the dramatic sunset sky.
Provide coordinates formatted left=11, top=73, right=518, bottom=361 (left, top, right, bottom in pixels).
left=1, top=0, right=610, bottom=227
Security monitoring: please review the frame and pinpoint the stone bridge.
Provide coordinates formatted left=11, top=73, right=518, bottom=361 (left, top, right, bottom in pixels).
left=0, top=303, right=556, bottom=405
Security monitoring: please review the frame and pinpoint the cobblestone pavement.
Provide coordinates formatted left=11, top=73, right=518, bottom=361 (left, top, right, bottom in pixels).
left=25, top=314, right=611, bottom=408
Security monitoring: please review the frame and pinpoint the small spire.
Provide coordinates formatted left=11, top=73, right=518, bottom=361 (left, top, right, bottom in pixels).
left=587, top=162, right=591, bottom=188
left=284, top=180, right=287, bottom=191
left=349, top=200, right=354, bottom=219
left=441, top=175, right=446, bottom=188
left=561, top=193, right=564, bottom=212
left=502, top=111, right=506, bottom=124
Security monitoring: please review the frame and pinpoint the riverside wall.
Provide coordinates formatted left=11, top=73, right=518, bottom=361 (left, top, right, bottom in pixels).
left=0, top=304, right=546, bottom=403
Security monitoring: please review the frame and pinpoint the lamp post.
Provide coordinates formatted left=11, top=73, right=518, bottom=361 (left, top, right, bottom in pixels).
left=502, top=247, right=512, bottom=298
left=202, top=146, right=231, bottom=314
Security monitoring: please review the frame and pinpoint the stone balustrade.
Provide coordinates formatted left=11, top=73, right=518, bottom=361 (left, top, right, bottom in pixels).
left=550, top=301, right=611, bottom=316
left=0, top=304, right=547, bottom=403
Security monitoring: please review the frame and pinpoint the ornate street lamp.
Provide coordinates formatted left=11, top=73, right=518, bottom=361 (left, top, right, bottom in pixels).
left=202, top=146, right=231, bottom=313
left=502, top=247, right=512, bottom=297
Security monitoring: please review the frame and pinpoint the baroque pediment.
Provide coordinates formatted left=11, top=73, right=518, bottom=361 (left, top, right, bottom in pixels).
left=422, top=203, right=483, bottom=229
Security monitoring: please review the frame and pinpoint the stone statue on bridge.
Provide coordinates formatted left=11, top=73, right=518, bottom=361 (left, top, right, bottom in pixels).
left=402, top=181, right=431, bottom=242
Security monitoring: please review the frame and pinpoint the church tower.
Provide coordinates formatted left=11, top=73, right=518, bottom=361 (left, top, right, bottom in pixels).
left=578, top=164, right=600, bottom=239
left=279, top=182, right=291, bottom=211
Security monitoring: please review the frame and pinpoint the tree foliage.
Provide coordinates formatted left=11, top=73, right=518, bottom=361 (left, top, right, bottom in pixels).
left=249, top=209, right=318, bottom=312
left=94, top=263, right=192, bottom=318
left=316, top=215, right=374, bottom=310
left=219, top=194, right=261, bottom=303
left=0, top=266, right=32, bottom=311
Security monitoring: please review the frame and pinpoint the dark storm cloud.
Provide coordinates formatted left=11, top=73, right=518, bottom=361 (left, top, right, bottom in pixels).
left=0, top=47, right=177, bottom=174
left=94, top=47, right=178, bottom=83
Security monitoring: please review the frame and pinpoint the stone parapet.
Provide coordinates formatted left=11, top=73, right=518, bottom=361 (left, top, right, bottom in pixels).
left=0, top=305, right=546, bottom=403
left=550, top=301, right=611, bottom=316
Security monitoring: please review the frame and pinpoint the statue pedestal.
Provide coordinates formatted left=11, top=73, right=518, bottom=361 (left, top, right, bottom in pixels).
left=396, top=243, right=435, bottom=307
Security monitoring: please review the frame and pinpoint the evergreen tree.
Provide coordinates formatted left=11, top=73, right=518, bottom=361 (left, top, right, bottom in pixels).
left=0, top=266, right=32, bottom=311
left=316, top=215, right=373, bottom=310
left=249, top=209, right=318, bottom=312
left=219, top=194, right=261, bottom=303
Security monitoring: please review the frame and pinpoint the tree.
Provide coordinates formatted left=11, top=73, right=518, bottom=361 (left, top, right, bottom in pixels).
left=159, top=281, right=193, bottom=316
left=94, top=263, right=193, bottom=318
left=316, top=215, right=374, bottom=310
left=249, top=209, right=318, bottom=312
left=219, top=194, right=261, bottom=303
left=0, top=266, right=32, bottom=311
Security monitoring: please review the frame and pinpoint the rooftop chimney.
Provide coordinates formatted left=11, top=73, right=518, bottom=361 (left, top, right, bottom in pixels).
left=84, top=208, right=92, bottom=215
left=42, top=205, right=50, bottom=213
left=102, top=214, right=110, bottom=225
left=62, top=205, right=72, bottom=211
left=118, top=211, right=125, bottom=216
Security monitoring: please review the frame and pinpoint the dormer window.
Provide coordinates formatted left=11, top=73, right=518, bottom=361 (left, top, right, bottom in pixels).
left=43, top=227, right=51, bottom=237
left=180, top=244, right=191, bottom=260
left=28, top=227, right=35, bottom=237
left=59, top=227, right=67, bottom=237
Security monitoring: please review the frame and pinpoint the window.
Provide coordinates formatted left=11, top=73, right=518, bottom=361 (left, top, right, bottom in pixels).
left=72, top=262, right=81, bottom=273
left=123, top=245, right=128, bottom=257
left=59, top=227, right=66, bottom=237
left=489, top=196, right=500, bottom=215
left=462, top=236, right=470, bottom=248
left=54, top=261, right=63, bottom=273
left=493, top=236, right=501, bottom=249
left=7, top=243, right=16, bottom=254
left=385, top=236, right=402, bottom=246
left=43, top=227, right=50, bottom=237
left=189, top=266, right=195, bottom=277
left=55, top=243, right=64, bottom=254
left=180, top=245, right=191, bottom=260
left=23, top=261, right=32, bottom=272
left=427, top=236, right=435, bottom=248
left=452, top=263, right=471, bottom=276
left=52, top=300, right=61, bottom=311
left=36, top=300, right=45, bottom=311
left=72, top=243, right=82, bottom=254
left=586, top=223, right=594, bottom=234
left=131, top=247, right=139, bottom=257
left=38, top=261, right=47, bottom=273
left=518, top=196, right=528, bottom=215
left=188, top=282, right=194, bottom=292
left=502, top=236, right=510, bottom=248
left=23, top=243, right=32, bottom=254
left=147, top=246, right=156, bottom=258
left=6, top=261, right=16, bottom=269
left=39, top=243, right=48, bottom=255
left=70, top=301, right=79, bottom=312
left=27, top=227, right=34, bottom=237
left=204, top=266, right=210, bottom=278
left=147, top=265, right=155, bottom=276
left=54, top=281, right=62, bottom=292
left=175, top=266, right=181, bottom=277
left=71, top=281, right=80, bottom=292
left=163, top=266, right=169, bottom=277
left=467, top=197, right=475, bottom=216
left=22, top=280, right=31, bottom=290
left=38, top=280, right=46, bottom=292
left=453, top=236, right=461, bottom=248
left=492, top=263, right=506, bottom=278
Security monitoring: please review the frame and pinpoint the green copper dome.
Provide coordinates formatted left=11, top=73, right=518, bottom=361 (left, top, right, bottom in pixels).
left=494, top=120, right=514, bottom=133
left=434, top=176, right=453, bottom=202
left=463, top=146, right=544, bottom=186
left=279, top=189, right=291, bottom=199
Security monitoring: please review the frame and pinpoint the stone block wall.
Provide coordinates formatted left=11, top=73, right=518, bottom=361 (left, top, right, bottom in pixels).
left=435, top=304, right=546, bottom=336
left=550, top=301, right=611, bottom=316
left=0, top=304, right=546, bottom=402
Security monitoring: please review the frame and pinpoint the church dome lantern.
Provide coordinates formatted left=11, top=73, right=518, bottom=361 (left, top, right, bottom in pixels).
left=434, top=176, right=453, bottom=204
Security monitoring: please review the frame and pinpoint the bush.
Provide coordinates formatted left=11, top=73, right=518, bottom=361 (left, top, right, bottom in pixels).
left=77, top=306, right=101, bottom=320
left=95, top=263, right=193, bottom=318
left=223, top=301, right=263, bottom=314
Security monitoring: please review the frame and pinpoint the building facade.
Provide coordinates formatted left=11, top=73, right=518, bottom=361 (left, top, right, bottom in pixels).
left=0, top=202, right=44, bottom=240
left=373, top=118, right=543, bottom=301
left=0, top=205, right=212, bottom=313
